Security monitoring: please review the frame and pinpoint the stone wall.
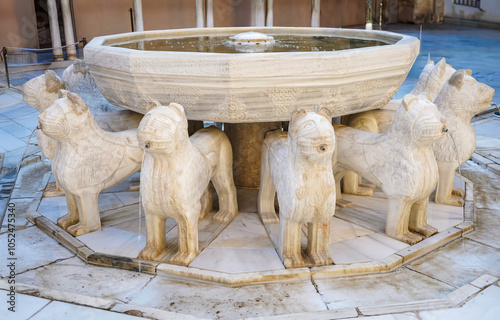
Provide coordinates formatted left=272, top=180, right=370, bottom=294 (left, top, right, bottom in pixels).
left=444, top=0, right=500, bottom=25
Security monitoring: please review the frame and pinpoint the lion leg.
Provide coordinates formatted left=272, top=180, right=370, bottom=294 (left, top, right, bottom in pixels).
left=307, top=221, right=332, bottom=266
left=57, top=192, right=79, bottom=230
left=139, top=213, right=167, bottom=261
left=386, top=196, right=422, bottom=245
left=67, top=193, right=101, bottom=236
left=279, top=217, right=305, bottom=268
left=170, top=206, right=200, bottom=266
left=409, top=197, right=438, bottom=237
left=435, top=161, right=464, bottom=207
left=212, top=142, right=238, bottom=222
left=258, top=137, right=280, bottom=223
left=334, top=170, right=353, bottom=208
left=199, top=185, right=213, bottom=220
left=44, top=182, right=66, bottom=197
left=342, top=171, right=374, bottom=196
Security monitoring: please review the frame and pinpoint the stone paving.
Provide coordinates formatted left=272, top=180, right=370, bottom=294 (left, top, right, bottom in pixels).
left=0, top=23, right=499, bottom=319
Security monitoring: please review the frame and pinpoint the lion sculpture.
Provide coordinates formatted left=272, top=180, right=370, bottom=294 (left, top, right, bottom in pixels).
left=334, top=95, right=447, bottom=244
left=342, top=70, right=494, bottom=207
left=258, top=107, right=336, bottom=268
left=137, top=102, right=238, bottom=266
left=433, top=70, right=495, bottom=206
left=38, top=90, right=143, bottom=236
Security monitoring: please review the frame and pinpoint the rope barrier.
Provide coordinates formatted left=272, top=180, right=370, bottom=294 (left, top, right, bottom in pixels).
left=4, top=40, right=84, bottom=53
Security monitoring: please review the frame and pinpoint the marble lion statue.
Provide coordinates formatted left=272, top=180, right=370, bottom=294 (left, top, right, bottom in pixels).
left=258, top=107, right=336, bottom=268
left=333, top=95, right=447, bottom=244
left=341, top=70, right=494, bottom=207
left=137, top=102, right=238, bottom=266
left=38, top=90, right=143, bottom=236
left=433, top=70, right=494, bottom=206
left=23, top=65, right=143, bottom=196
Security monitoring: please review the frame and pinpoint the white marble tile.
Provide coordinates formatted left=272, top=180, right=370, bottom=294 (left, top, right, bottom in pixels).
left=330, top=217, right=374, bottom=244
left=103, top=172, right=141, bottom=193
left=0, top=227, right=74, bottom=276
left=427, top=202, right=463, bottom=232
left=77, top=227, right=146, bottom=258
left=0, top=128, right=28, bottom=152
left=208, top=212, right=274, bottom=249
left=0, top=120, right=35, bottom=139
left=342, top=194, right=388, bottom=214
left=0, top=291, right=51, bottom=319
left=12, top=116, right=40, bottom=131
left=420, top=285, right=500, bottom=320
left=114, top=191, right=140, bottom=206
left=37, top=196, right=68, bottom=223
left=356, top=313, right=420, bottom=320
left=112, top=216, right=148, bottom=236
left=330, top=233, right=409, bottom=265
left=189, top=247, right=284, bottom=273
left=30, top=301, right=145, bottom=320
left=237, top=188, right=259, bottom=213
left=95, top=193, right=124, bottom=212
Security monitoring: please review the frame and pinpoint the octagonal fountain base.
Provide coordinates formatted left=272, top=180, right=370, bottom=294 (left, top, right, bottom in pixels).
left=28, top=169, right=475, bottom=287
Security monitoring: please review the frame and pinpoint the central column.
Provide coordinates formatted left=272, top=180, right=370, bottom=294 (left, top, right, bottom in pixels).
left=224, top=122, right=281, bottom=189
left=61, top=0, right=77, bottom=59
left=47, top=0, right=63, bottom=61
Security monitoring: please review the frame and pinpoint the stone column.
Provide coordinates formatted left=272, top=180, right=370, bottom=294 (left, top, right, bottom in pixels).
left=60, top=0, right=77, bottom=60
left=206, top=0, right=214, bottom=27
left=195, top=0, right=204, bottom=27
left=224, top=122, right=282, bottom=189
left=133, top=0, right=144, bottom=32
left=266, top=0, right=273, bottom=26
left=253, top=0, right=266, bottom=26
left=311, top=0, right=320, bottom=27
left=47, top=0, right=63, bottom=61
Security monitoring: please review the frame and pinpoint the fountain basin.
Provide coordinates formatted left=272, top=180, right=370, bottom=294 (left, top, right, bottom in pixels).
left=84, top=27, right=419, bottom=122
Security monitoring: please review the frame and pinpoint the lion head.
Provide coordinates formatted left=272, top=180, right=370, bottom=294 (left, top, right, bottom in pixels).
left=391, top=94, right=447, bottom=146
left=288, top=106, right=335, bottom=163
left=436, top=70, right=495, bottom=120
left=38, top=90, right=92, bottom=140
left=23, top=70, right=66, bottom=112
left=137, top=102, right=189, bottom=154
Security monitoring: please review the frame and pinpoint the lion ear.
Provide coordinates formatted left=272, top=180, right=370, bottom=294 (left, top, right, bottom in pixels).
left=465, top=69, right=472, bottom=76
left=316, top=106, right=332, bottom=120
left=58, top=89, right=69, bottom=98
left=145, top=100, right=161, bottom=113
left=290, top=108, right=307, bottom=124
left=67, top=92, right=88, bottom=114
left=449, top=70, right=465, bottom=90
left=46, top=70, right=65, bottom=93
left=402, top=94, right=419, bottom=111
left=168, top=102, right=186, bottom=119
left=435, top=58, right=447, bottom=76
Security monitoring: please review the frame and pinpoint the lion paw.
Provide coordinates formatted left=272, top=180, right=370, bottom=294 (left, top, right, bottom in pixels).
left=344, top=186, right=374, bottom=197
left=57, top=214, right=79, bottom=230
left=410, top=224, right=438, bottom=237
left=308, top=252, right=332, bottom=266
left=213, top=210, right=236, bottom=222
left=396, top=232, right=423, bottom=245
left=139, top=246, right=164, bottom=261
left=44, top=186, right=66, bottom=198
left=359, top=181, right=377, bottom=189
left=169, top=251, right=197, bottom=266
left=451, top=187, right=465, bottom=198
left=67, top=223, right=98, bottom=236
left=436, top=195, right=464, bottom=207
left=336, top=199, right=353, bottom=208
left=283, top=253, right=305, bottom=268
left=259, top=211, right=279, bottom=224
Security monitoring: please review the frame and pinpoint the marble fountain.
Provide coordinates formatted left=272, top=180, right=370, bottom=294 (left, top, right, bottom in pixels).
left=24, top=27, right=480, bottom=286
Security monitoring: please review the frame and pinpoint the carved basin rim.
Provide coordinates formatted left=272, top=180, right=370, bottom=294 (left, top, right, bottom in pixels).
left=84, top=27, right=420, bottom=122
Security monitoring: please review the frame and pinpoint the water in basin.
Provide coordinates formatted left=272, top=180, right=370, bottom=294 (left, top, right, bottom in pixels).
left=110, top=34, right=394, bottom=54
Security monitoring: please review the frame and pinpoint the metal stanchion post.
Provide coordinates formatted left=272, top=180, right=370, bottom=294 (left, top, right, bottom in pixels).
left=1, top=47, right=10, bottom=88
